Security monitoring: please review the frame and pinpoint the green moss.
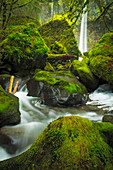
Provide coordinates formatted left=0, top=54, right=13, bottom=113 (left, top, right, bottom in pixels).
left=89, top=55, right=113, bottom=84
left=89, top=32, right=113, bottom=57
left=70, top=60, right=98, bottom=91
left=1, top=116, right=113, bottom=169
left=88, top=32, right=113, bottom=84
left=50, top=41, right=68, bottom=54
left=38, top=14, right=81, bottom=56
left=34, top=70, right=86, bottom=94
left=0, top=23, right=49, bottom=76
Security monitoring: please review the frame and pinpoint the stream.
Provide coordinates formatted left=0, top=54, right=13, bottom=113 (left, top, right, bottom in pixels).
left=0, top=83, right=113, bottom=161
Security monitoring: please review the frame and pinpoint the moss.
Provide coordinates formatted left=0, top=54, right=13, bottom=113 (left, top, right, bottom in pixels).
left=0, top=85, right=20, bottom=127
left=0, top=23, right=49, bottom=76
left=70, top=60, right=99, bottom=91
left=38, top=14, right=81, bottom=56
left=50, top=41, right=68, bottom=54
left=0, top=116, right=113, bottom=169
left=8, top=15, right=40, bottom=27
left=34, top=70, right=86, bottom=94
left=89, top=55, right=113, bottom=84
left=44, top=62, right=54, bottom=71
left=89, top=32, right=113, bottom=57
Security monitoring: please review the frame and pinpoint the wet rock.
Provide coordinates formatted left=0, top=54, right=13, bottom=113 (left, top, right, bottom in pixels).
left=27, top=70, right=88, bottom=107
left=0, top=85, right=21, bottom=128
left=102, top=115, right=113, bottom=124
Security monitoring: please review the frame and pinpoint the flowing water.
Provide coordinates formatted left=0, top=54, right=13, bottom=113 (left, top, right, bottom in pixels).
left=0, top=84, right=113, bottom=161
left=79, top=6, right=87, bottom=60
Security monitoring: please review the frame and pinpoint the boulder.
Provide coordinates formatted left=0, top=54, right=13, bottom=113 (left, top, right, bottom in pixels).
left=0, top=116, right=113, bottom=169
left=88, top=32, right=113, bottom=84
left=38, top=14, right=81, bottom=56
left=27, top=70, right=88, bottom=107
left=70, top=60, right=99, bottom=91
left=0, top=85, right=20, bottom=128
left=102, top=115, right=113, bottom=124
left=0, top=23, right=49, bottom=77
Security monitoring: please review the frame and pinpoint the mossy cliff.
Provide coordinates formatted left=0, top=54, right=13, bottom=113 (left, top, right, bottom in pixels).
left=88, top=32, right=113, bottom=84
left=0, top=116, right=113, bottom=169
left=38, top=14, right=81, bottom=56
left=0, top=85, right=20, bottom=128
left=0, top=23, right=49, bottom=76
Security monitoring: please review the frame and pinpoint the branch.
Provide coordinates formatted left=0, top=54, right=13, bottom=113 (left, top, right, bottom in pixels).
left=3, top=0, right=15, bottom=30
left=94, top=1, right=113, bottom=22
left=13, top=0, right=33, bottom=9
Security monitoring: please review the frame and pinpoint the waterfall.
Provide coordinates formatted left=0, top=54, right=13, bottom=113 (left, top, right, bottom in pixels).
left=79, top=7, right=88, bottom=57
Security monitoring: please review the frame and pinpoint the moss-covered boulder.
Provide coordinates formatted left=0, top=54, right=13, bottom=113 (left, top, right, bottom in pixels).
left=70, top=60, right=99, bottom=91
left=1, top=116, right=113, bottom=169
left=27, top=70, right=88, bottom=107
left=38, top=14, right=81, bottom=56
left=47, top=54, right=77, bottom=70
left=88, top=32, right=113, bottom=84
left=0, top=23, right=49, bottom=76
left=0, top=85, right=20, bottom=128
left=50, top=41, right=68, bottom=54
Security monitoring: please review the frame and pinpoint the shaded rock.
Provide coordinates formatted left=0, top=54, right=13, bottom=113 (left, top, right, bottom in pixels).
left=0, top=85, right=20, bottom=128
left=0, top=116, right=113, bottom=169
left=27, top=70, right=88, bottom=107
left=70, top=60, right=99, bottom=91
left=89, top=32, right=113, bottom=85
left=102, top=115, right=113, bottom=124
left=0, top=74, right=10, bottom=91
left=38, top=14, right=81, bottom=56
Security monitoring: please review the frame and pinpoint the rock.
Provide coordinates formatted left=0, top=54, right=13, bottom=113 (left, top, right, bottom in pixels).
left=47, top=54, right=77, bottom=70
left=38, top=14, right=81, bottom=56
left=27, top=70, right=88, bottom=107
left=70, top=60, right=99, bottom=91
left=88, top=32, right=113, bottom=85
left=102, top=115, right=113, bottom=124
left=0, top=23, right=49, bottom=77
left=0, top=116, right=113, bottom=169
left=0, top=85, right=20, bottom=128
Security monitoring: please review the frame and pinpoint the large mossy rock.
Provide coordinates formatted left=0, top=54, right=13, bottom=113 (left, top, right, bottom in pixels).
left=89, top=32, right=113, bottom=84
left=70, top=60, right=99, bottom=91
left=0, top=116, right=113, bottom=169
left=0, top=23, right=49, bottom=76
left=38, top=14, right=81, bottom=56
left=0, top=85, right=20, bottom=128
left=27, top=70, right=88, bottom=107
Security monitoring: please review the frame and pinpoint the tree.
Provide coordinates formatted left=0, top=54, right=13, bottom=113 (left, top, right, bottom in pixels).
left=0, top=0, right=33, bottom=30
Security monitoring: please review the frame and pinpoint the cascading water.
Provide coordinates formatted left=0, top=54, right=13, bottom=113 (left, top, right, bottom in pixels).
left=0, top=83, right=113, bottom=161
left=79, top=7, right=88, bottom=60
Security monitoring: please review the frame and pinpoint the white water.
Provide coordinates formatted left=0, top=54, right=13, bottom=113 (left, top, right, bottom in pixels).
left=0, top=84, right=113, bottom=161
left=79, top=7, right=87, bottom=59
